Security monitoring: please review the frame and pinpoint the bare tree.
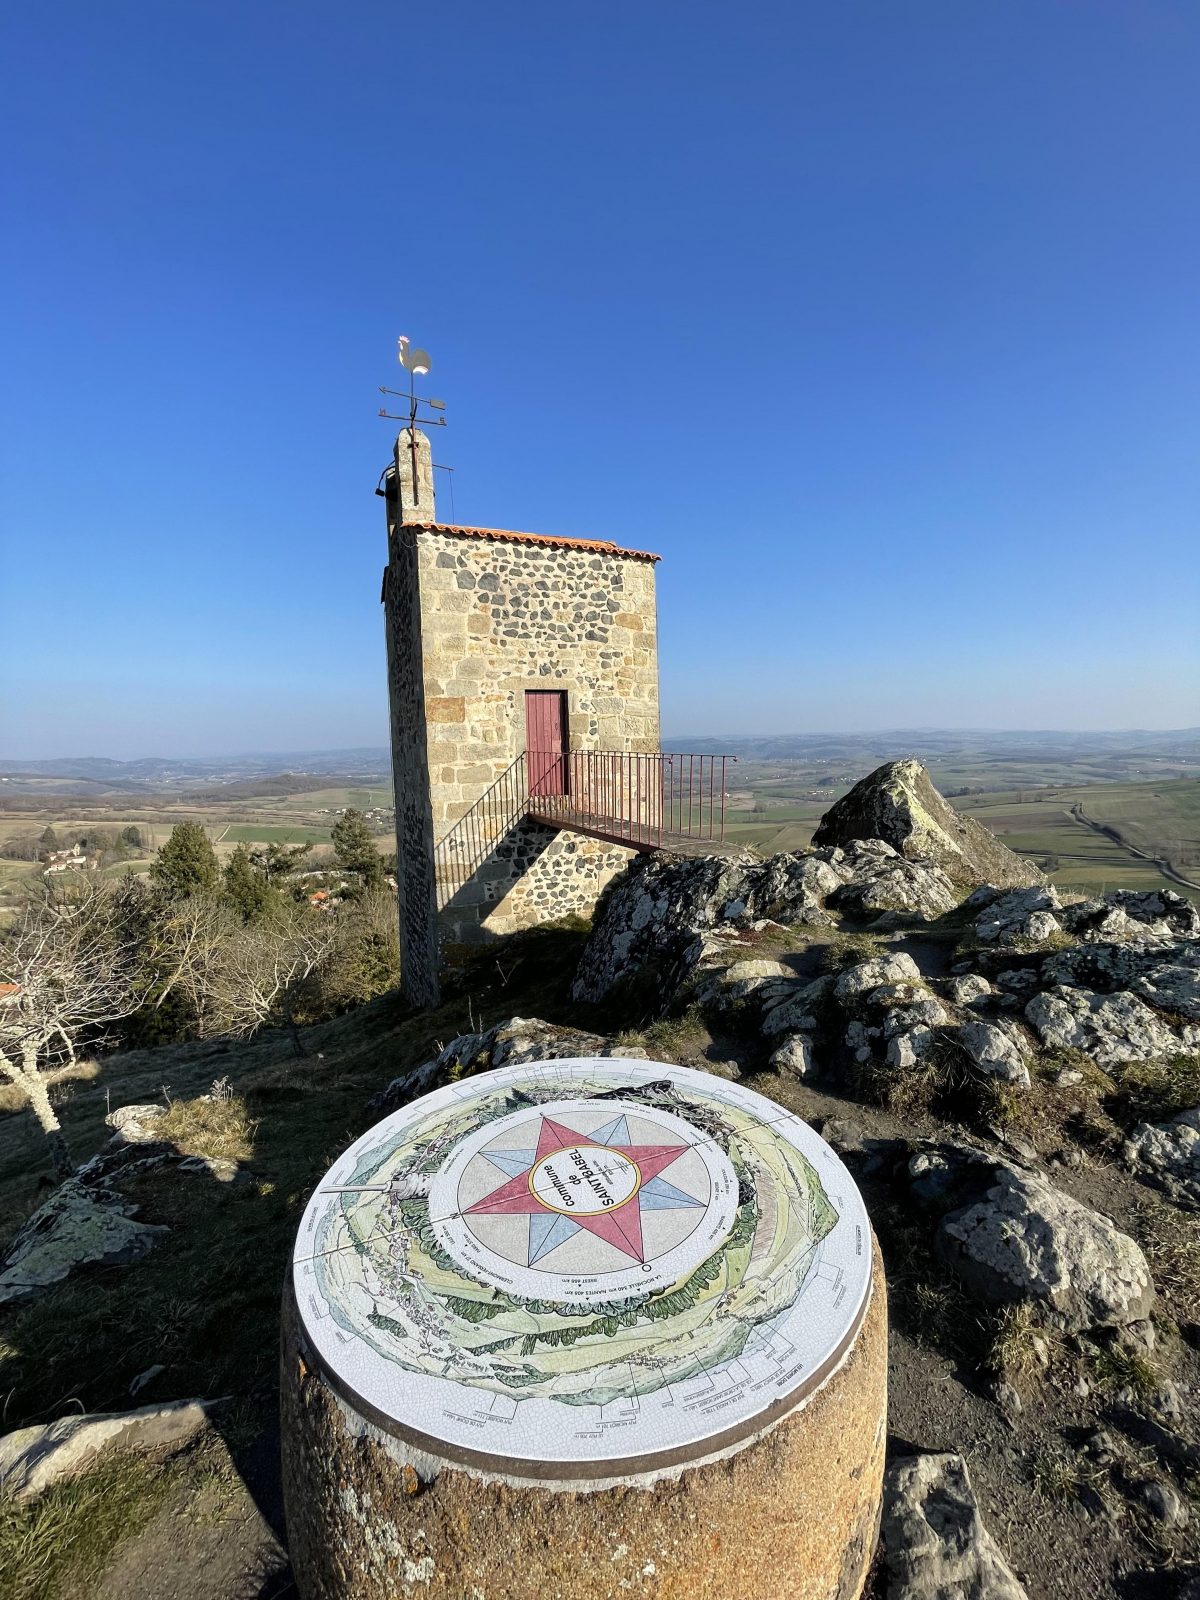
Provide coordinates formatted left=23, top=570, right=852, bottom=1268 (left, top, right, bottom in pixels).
left=0, top=882, right=142, bottom=1179
left=205, top=903, right=338, bottom=1051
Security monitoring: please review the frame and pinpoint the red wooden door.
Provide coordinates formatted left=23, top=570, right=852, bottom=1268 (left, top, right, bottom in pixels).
left=525, top=690, right=568, bottom=796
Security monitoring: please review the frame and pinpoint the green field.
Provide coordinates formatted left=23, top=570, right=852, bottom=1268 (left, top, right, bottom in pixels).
left=719, top=775, right=1200, bottom=903
left=216, top=822, right=334, bottom=845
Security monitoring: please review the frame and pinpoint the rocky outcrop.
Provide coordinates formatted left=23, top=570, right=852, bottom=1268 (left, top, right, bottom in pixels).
left=0, top=1398, right=222, bottom=1500
left=571, top=840, right=960, bottom=1006
left=370, top=1016, right=648, bottom=1115
left=955, top=1020, right=1031, bottom=1087
left=825, top=841, right=959, bottom=920
left=968, top=884, right=1063, bottom=945
left=1025, top=987, right=1184, bottom=1067
left=812, top=759, right=1045, bottom=891
left=1124, top=1108, right=1200, bottom=1211
left=908, top=1144, right=1154, bottom=1331
left=1060, top=889, right=1200, bottom=945
left=882, top=1452, right=1029, bottom=1599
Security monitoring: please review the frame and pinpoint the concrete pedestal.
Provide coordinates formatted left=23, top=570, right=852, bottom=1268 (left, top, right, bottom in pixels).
left=282, top=1061, right=887, bottom=1600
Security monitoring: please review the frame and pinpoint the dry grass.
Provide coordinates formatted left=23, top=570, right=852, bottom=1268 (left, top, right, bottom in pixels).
left=156, top=1080, right=256, bottom=1164
left=1029, top=1445, right=1107, bottom=1505
left=989, top=1302, right=1064, bottom=1382
left=0, top=1062, right=100, bottom=1117
left=1088, top=1340, right=1161, bottom=1399
left=0, top=1449, right=179, bottom=1599
left=818, top=931, right=888, bottom=974
left=616, top=1006, right=708, bottom=1059
left=1132, top=1199, right=1200, bottom=1328
left=1109, top=1053, right=1200, bottom=1128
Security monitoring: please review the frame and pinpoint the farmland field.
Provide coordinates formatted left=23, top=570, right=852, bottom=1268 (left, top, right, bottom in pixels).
left=2, top=751, right=1197, bottom=910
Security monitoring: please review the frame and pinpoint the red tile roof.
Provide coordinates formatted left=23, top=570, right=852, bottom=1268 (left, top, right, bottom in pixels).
left=415, top=523, right=660, bottom=562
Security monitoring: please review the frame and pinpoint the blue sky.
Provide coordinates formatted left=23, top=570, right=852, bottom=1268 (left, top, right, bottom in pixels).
left=2, top=1, right=1197, bottom=758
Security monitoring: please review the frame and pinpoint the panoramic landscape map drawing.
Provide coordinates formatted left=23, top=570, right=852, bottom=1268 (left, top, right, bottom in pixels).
left=294, top=1059, right=872, bottom=1472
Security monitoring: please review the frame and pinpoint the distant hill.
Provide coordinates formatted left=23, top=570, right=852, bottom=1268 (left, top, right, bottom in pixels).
left=663, top=729, right=1200, bottom=764
left=0, top=750, right=392, bottom=795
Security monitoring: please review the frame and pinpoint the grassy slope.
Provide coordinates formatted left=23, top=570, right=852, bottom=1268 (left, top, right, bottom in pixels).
left=0, top=923, right=602, bottom=1432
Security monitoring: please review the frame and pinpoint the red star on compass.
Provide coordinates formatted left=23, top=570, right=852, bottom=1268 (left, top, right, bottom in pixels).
left=463, top=1113, right=700, bottom=1266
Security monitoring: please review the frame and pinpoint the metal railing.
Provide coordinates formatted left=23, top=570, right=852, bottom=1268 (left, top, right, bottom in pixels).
left=527, top=750, right=733, bottom=851
left=434, top=753, right=529, bottom=911
left=433, top=749, right=734, bottom=912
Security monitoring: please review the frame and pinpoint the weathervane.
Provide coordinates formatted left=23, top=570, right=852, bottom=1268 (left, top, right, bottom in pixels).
left=378, top=336, right=449, bottom=511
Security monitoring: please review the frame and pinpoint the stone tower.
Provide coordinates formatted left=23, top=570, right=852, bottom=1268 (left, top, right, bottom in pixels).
left=381, top=429, right=660, bottom=1006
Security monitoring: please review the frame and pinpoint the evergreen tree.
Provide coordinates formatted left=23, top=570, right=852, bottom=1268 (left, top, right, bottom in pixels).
left=331, top=808, right=384, bottom=890
left=223, top=844, right=275, bottom=922
left=249, top=841, right=312, bottom=881
left=150, top=822, right=220, bottom=899
left=40, top=826, right=60, bottom=850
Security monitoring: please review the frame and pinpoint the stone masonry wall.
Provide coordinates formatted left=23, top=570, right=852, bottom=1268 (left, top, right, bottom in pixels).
left=416, top=531, right=660, bottom=831
left=408, top=526, right=659, bottom=942
left=381, top=537, right=440, bottom=1005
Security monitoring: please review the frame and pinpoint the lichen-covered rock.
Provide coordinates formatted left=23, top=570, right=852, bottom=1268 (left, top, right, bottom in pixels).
left=760, top=976, right=831, bottom=1038
left=770, top=1034, right=817, bottom=1078
left=882, top=1452, right=1029, bottom=1600
left=827, top=840, right=959, bottom=920
left=956, top=1021, right=1031, bottom=1087
left=1131, top=946, right=1200, bottom=1022
left=105, top=1103, right=168, bottom=1145
left=886, top=1027, right=936, bottom=1072
left=812, top=759, right=1045, bottom=891
left=834, top=952, right=923, bottom=1000
left=370, top=1017, right=647, bottom=1116
left=754, top=852, right=846, bottom=921
left=945, top=974, right=993, bottom=1006
left=1124, top=1108, right=1200, bottom=1211
left=1060, top=889, right=1200, bottom=945
left=688, top=953, right=799, bottom=1014
left=908, top=1145, right=1154, bottom=1330
left=0, top=1179, right=168, bottom=1306
left=1025, top=987, right=1182, bottom=1066
left=570, top=851, right=760, bottom=1004
left=970, top=884, right=1063, bottom=945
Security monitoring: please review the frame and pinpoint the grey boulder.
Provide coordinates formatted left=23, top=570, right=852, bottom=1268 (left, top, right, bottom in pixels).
left=1025, top=987, right=1182, bottom=1067
left=909, top=1145, right=1154, bottom=1331
left=370, top=1016, right=648, bottom=1115
left=970, top=885, right=1063, bottom=945
left=812, top=758, right=1045, bottom=891
left=1124, top=1107, right=1200, bottom=1211
left=0, top=1399, right=221, bottom=1500
left=956, top=1021, right=1031, bottom=1088
left=882, top=1452, right=1029, bottom=1599
left=0, top=1177, right=168, bottom=1307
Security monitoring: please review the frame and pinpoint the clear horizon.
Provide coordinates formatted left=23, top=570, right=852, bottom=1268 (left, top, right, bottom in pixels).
left=2, top=2, right=1198, bottom=755
left=3, top=726, right=1199, bottom=768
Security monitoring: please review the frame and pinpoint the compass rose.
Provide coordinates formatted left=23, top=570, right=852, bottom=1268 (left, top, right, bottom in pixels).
left=464, top=1112, right=703, bottom=1266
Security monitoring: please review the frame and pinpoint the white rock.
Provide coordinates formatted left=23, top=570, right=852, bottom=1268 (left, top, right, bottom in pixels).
left=0, top=1183, right=168, bottom=1306
left=105, top=1103, right=168, bottom=1146
left=882, top=1452, right=1029, bottom=1599
left=0, top=1399, right=223, bottom=1500
left=770, top=1034, right=815, bottom=1079
left=1123, top=1107, right=1200, bottom=1210
left=946, top=974, right=992, bottom=1006
left=887, top=1028, right=935, bottom=1072
left=974, top=885, right=1062, bottom=945
left=957, top=1021, right=1031, bottom=1087
left=936, top=1161, right=1154, bottom=1331
left=1025, top=987, right=1182, bottom=1067
left=834, top=952, right=922, bottom=1000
